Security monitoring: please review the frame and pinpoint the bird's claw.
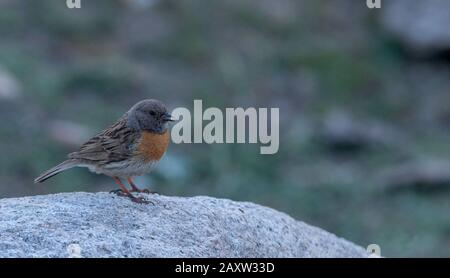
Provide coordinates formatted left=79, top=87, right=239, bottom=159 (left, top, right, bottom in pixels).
left=130, top=195, right=153, bottom=205
left=110, top=189, right=127, bottom=196
left=130, top=188, right=158, bottom=194
left=110, top=189, right=153, bottom=205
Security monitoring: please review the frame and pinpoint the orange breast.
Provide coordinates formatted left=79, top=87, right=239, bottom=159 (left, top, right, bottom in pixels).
left=138, top=130, right=170, bottom=162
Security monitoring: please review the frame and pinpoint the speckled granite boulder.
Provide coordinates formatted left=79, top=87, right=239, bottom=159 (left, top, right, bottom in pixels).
left=0, top=192, right=367, bottom=258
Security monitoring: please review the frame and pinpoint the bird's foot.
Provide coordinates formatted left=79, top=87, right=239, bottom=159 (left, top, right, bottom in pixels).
left=110, top=189, right=127, bottom=196
left=129, top=195, right=153, bottom=205
left=110, top=189, right=153, bottom=204
left=130, top=188, right=158, bottom=194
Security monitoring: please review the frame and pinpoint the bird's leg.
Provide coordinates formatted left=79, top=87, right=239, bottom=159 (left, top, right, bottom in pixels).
left=111, top=177, right=151, bottom=204
left=111, top=177, right=132, bottom=196
left=127, top=177, right=152, bottom=194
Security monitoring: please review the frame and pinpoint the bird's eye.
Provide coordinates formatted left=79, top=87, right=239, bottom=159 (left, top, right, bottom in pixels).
left=149, top=111, right=156, bottom=116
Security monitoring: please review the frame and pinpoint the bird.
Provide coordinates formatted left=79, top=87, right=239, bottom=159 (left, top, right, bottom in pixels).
left=34, top=99, right=174, bottom=204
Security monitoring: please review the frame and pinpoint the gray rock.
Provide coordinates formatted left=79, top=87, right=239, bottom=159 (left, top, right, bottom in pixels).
left=0, top=192, right=367, bottom=258
left=380, top=159, right=450, bottom=192
left=380, top=0, right=450, bottom=53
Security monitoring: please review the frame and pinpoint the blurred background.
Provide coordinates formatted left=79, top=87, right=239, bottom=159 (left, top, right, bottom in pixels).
left=0, top=0, right=450, bottom=257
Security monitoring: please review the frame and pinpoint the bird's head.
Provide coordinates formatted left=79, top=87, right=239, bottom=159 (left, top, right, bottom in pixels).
left=127, top=99, right=173, bottom=134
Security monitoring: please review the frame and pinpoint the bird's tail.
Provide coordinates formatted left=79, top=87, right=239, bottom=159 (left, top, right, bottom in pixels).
left=34, top=159, right=79, bottom=183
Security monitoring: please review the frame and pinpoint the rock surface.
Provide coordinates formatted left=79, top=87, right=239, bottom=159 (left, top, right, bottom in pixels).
left=380, top=0, right=450, bottom=53
left=0, top=192, right=367, bottom=258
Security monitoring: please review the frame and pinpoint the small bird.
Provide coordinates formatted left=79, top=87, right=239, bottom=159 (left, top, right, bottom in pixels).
left=34, top=99, right=173, bottom=204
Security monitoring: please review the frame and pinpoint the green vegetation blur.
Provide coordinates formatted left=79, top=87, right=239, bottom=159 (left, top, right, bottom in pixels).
left=0, top=0, right=449, bottom=257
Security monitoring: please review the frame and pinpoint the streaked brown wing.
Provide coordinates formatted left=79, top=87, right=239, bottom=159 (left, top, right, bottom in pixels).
left=68, top=115, right=140, bottom=165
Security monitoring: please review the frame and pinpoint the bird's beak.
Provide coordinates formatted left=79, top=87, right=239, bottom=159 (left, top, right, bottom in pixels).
left=162, top=113, right=174, bottom=122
